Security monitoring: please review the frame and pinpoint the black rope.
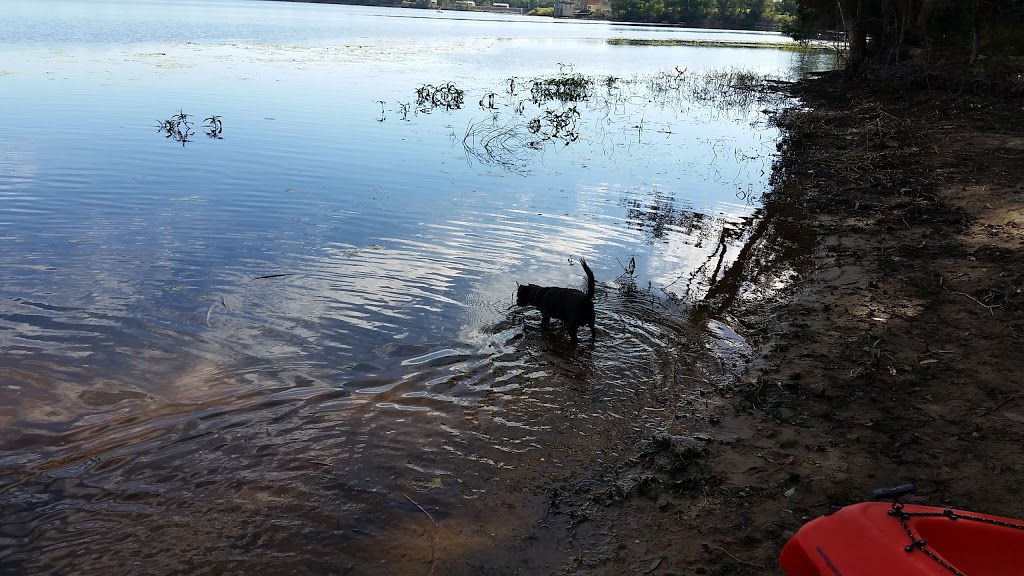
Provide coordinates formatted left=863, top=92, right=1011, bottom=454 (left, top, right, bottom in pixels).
left=886, top=503, right=1024, bottom=575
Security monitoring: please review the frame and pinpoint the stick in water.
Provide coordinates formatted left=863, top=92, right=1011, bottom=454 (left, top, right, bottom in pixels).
left=402, top=492, right=438, bottom=576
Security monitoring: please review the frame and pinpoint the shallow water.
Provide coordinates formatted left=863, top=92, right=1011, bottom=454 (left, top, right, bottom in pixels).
left=0, top=1, right=830, bottom=573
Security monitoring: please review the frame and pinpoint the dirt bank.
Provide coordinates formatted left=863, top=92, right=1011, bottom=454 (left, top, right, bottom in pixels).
left=530, top=72, right=1024, bottom=575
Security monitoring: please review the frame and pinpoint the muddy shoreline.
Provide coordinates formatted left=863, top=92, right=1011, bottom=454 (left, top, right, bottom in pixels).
left=705, top=72, right=1023, bottom=574
left=503, top=74, right=1024, bottom=575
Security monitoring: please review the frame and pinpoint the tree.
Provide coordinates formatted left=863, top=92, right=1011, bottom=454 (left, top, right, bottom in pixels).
left=610, top=0, right=785, bottom=26
left=789, top=0, right=1024, bottom=72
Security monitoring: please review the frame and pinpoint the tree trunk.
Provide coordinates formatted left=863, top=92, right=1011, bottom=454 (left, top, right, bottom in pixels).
left=969, top=0, right=980, bottom=65
left=915, top=0, right=934, bottom=43
left=839, top=0, right=866, bottom=71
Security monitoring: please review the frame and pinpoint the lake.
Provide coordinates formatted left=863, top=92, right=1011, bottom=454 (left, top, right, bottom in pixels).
left=0, top=2, right=829, bottom=573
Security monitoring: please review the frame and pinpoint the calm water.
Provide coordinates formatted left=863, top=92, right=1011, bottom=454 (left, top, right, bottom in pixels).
left=1, top=2, right=827, bottom=574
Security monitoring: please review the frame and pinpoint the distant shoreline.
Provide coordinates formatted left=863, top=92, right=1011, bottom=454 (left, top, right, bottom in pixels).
left=260, top=0, right=789, bottom=33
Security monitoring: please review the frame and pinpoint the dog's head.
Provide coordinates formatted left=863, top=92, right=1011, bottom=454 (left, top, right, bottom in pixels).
left=515, top=283, right=540, bottom=306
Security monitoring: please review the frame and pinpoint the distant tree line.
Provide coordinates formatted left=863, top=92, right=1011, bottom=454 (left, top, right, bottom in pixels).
left=277, top=0, right=1024, bottom=73
left=608, top=0, right=798, bottom=29
left=279, top=0, right=553, bottom=10
left=403, top=0, right=552, bottom=9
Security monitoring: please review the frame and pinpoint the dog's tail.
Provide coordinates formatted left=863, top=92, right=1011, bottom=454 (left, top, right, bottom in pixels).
left=579, top=258, right=595, bottom=300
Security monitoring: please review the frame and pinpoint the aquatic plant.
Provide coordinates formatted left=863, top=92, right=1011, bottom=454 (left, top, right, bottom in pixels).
left=172, top=110, right=192, bottom=130
left=479, top=92, right=498, bottom=110
left=204, top=115, right=223, bottom=139
left=155, top=110, right=194, bottom=145
left=415, top=82, right=465, bottom=111
left=156, top=110, right=223, bottom=145
left=462, top=119, right=534, bottom=174
left=526, top=106, right=580, bottom=145
left=529, top=73, right=592, bottom=104
left=616, top=255, right=639, bottom=295
left=689, top=69, right=790, bottom=108
left=389, top=68, right=784, bottom=175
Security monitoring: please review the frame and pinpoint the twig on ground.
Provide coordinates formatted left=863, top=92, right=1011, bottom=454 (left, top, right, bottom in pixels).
left=981, top=393, right=1017, bottom=416
left=953, top=291, right=999, bottom=317
left=707, top=544, right=766, bottom=568
left=402, top=492, right=439, bottom=576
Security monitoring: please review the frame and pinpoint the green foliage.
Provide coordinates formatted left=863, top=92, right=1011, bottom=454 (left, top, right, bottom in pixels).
left=610, top=0, right=794, bottom=27
left=529, top=73, right=592, bottom=103
left=529, top=6, right=553, bottom=15
left=777, top=12, right=809, bottom=42
left=610, top=0, right=790, bottom=28
left=506, top=0, right=553, bottom=11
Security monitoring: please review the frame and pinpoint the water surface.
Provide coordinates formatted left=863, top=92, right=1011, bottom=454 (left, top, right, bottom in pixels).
left=0, top=2, right=828, bottom=573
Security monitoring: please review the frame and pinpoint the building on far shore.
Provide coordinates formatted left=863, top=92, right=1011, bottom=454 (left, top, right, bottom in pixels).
left=553, top=0, right=575, bottom=17
left=475, top=1, right=523, bottom=13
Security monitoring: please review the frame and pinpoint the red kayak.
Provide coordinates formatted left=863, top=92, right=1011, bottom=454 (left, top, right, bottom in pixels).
left=780, top=487, right=1024, bottom=575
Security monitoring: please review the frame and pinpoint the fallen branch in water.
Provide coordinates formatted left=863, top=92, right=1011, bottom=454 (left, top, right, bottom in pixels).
left=206, top=296, right=227, bottom=327
left=402, top=492, right=439, bottom=576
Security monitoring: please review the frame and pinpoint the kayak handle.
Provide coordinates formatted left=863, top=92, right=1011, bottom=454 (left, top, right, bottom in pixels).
left=872, top=484, right=916, bottom=501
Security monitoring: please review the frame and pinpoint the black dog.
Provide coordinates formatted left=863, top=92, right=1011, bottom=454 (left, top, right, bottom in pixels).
left=516, top=258, right=596, bottom=344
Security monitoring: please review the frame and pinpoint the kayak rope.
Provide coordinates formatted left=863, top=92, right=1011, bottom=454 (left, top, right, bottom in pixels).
left=888, top=501, right=1024, bottom=576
